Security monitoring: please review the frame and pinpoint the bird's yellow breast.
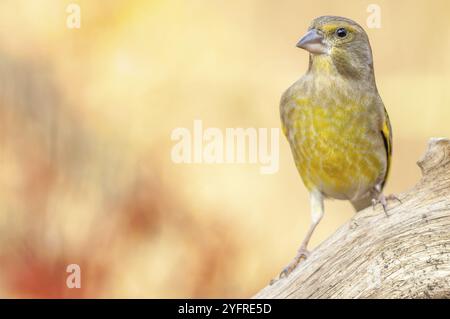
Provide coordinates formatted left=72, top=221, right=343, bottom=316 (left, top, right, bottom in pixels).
left=282, top=90, right=386, bottom=200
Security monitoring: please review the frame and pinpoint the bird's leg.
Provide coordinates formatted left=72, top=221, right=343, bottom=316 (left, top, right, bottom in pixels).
left=371, top=184, right=402, bottom=216
left=279, top=190, right=324, bottom=279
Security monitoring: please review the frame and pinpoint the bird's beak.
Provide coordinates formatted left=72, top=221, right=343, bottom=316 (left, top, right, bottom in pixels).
left=296, top=29, right=327, bottom=54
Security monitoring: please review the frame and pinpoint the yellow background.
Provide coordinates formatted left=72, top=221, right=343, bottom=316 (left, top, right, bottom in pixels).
left=0, top=0, right=449, bottom=297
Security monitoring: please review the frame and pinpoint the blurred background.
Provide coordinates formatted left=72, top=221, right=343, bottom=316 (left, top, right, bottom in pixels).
left=0, top=0, right=449, bottom=298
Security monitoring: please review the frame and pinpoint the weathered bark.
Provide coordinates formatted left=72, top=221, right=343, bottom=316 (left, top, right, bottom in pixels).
left=255, top=138, right=450, bottom=299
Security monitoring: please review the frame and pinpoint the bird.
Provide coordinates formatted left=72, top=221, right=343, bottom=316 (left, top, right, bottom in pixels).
left=279, top=16, right=398, bottom=278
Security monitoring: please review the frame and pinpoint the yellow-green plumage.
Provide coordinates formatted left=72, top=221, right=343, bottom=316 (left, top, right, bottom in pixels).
left=281, top=67, right=389, bottom=204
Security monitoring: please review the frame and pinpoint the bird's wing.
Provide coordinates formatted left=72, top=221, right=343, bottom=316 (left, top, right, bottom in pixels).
left=380, top=106, right=392, bottom=189
left=351, top=106, right=392, bottom=212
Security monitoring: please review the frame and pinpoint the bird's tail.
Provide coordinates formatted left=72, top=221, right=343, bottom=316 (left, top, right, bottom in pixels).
left=351, top=196, right=372, bottom=212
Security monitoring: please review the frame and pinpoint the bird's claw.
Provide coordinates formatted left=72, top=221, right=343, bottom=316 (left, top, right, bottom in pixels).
left=372, top=193, right=402, bottom=216
left=278, top=248, right=310, bottom=280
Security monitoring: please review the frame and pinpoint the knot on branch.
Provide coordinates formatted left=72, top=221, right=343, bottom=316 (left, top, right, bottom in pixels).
left=417, top=138, right=450, bottom=177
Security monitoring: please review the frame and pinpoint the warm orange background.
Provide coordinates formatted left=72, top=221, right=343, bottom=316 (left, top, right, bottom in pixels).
left=0, top=0, right=449, bottom=298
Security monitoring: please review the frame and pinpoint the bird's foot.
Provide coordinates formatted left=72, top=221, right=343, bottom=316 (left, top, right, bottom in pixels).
left=372, top=193, right=402, bottom=216
left=278, top=247, right=310, bottom=279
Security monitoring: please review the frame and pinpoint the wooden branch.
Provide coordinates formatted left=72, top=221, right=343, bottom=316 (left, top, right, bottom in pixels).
left=255, top=138, right=450, bottom=299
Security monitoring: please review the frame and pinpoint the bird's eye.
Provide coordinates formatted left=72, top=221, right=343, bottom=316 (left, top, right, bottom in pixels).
left=336, top=28, right=347, bottom=38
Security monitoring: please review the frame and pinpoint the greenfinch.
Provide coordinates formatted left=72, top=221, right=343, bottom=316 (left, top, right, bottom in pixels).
left=279, top=16, right=397, bottom=277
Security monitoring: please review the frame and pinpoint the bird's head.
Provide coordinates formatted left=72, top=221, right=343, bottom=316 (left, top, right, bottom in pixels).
left=297, top=16, right=374, bottom=78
